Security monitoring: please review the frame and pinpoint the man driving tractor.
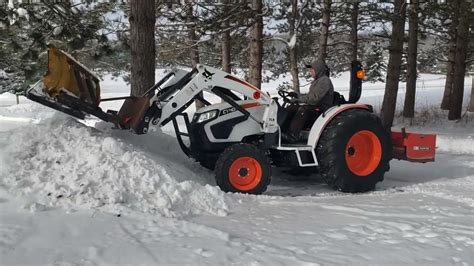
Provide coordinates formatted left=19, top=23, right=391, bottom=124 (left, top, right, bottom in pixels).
left=283, top=58, right=335, bottom=143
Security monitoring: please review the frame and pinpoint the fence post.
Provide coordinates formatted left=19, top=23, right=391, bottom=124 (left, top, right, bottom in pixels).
left=16, top=94, right=19, bottom=105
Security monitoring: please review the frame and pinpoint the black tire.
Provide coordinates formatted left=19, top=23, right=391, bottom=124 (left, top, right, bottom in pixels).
left=316, top=109, right=392, bottom=192
left=215, top=144, right=271, bottom=195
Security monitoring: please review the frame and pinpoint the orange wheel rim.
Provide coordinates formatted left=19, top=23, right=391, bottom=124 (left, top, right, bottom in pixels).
left=229, top=157, right=262, bottom=191
left=345, top=130, right=382, bottom=176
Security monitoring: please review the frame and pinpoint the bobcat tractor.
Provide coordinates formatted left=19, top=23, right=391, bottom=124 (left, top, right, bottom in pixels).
left=26, top=47, right=437, bottom=194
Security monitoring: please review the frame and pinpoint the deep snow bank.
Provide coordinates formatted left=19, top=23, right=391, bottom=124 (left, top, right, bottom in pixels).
left=0, top=116, right=228, bottom=218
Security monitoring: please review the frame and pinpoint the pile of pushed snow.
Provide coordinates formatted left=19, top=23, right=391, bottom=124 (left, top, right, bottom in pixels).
left=0, top=116, right=228, bottom=218
left=0, top=100, right=52, bottom=119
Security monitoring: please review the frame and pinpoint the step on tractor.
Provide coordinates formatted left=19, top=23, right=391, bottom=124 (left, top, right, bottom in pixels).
left=26, top=47, right=437, bottom=194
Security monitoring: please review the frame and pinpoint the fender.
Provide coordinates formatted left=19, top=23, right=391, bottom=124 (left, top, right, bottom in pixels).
left=306, top=104, right=372, bottom=149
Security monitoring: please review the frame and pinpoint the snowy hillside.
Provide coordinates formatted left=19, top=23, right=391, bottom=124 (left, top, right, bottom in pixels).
left=0, top=73, right=473, bottom=265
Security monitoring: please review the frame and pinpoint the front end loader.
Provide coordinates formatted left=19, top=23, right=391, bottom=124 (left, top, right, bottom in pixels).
left=26, top=47, right=437, bottom=195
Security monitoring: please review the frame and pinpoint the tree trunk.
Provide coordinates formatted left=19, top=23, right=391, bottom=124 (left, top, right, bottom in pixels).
left=288, top=0, right=300, bottom=93
left=349, top=2, right=359, bottom=62
left=402, top=0, right=419, bottom=118
left=248, top=0, right=263, bottom=88
left=441, top=0, right=460, bottom=110
left=186, top=1, right=204, bottom=109
left=348, top=2, right=359, bottom=103
left=381, top=0, right=406, bottom=128
left=448, top=1, right=470, bottom=120
left=221, top=0, right=231, bottom=73
left=186, top=3, right=199, bottom=67
left=318, top=0, right=331, bottom=60
left=441, top=43, right=456, bottom=109
left=129, top=0, right=155, bottom=96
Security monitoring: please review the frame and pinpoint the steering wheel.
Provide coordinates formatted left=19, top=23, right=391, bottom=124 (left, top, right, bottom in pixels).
left=278, top=90, right=296, bottom=104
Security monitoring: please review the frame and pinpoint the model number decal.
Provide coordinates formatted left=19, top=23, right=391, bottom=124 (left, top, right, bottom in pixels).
left=220, top=107, right=237, bottom=116
left=413, top=146, right=431, bottom=151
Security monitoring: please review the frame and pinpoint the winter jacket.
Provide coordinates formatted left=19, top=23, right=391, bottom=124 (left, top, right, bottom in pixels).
left=299, top=59, right=334, bottom=110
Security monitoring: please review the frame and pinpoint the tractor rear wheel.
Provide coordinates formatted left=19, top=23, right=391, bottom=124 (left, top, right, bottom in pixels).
left=316, top=109, right=391, bottom=192
left=215, top=144, right=271, bottom=194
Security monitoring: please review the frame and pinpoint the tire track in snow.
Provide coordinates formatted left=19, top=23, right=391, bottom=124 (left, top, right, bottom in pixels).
left=118, top=222, right=161, bottom=264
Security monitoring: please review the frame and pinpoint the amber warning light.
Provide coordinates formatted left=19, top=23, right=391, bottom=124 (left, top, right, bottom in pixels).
left=356, top=70, right=365, bottom=80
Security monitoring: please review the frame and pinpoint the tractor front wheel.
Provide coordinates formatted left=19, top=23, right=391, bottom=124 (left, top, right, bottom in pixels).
left=316, top=109, right=392, bottom=192
left=215, top=144, right=271, bottom=194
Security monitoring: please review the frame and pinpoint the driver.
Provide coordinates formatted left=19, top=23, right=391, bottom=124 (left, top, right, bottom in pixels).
left=284, top=58, right=334, bottom=142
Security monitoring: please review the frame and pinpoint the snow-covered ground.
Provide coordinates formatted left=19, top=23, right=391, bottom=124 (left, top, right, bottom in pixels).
left=0, top=73, right=473, bottom=265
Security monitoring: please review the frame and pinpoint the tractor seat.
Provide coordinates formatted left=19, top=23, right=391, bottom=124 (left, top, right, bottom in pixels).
left=277, top=104, right=289, bottom=127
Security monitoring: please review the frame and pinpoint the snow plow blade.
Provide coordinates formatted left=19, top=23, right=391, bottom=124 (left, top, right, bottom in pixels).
left=391, top=129, right=436, bottom=163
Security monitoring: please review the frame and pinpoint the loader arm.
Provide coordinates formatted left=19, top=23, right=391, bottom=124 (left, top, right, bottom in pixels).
left=26, top=47, right=280, bottom=136
left=144, top=64, right=278, bottom=134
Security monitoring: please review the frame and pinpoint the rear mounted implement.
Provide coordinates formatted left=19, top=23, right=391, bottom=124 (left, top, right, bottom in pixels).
left=391, top=129, right=436, bottom=163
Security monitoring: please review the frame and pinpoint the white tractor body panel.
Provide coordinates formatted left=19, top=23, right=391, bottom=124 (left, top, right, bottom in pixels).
left=196, top=100, right=266, bottom=143
left=306, top=104, right=371, bottom=149
left=271, top=104, right=372, bottom=167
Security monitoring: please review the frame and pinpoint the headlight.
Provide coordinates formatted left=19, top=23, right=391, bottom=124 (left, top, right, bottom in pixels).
left=196, top=110, right=218, bottom=123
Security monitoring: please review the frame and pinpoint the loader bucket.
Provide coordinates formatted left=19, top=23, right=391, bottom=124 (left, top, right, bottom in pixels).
left=42, top=47, right=101, bottom=105
left=26, top=46, right=183, bottom=134
left=26, top=46, right=118, bottom=123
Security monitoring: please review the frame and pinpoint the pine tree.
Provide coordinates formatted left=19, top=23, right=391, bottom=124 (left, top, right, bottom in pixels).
left=403, top=0, right=419, bottom=118
left=441, top=0, right=460, bottom=110
left=288, top=0, right=300, bottom=93
left=0, top=1, right=122, bottom=94
left=129, top=0, right=155, bottom=96
left=266, top=0, right=311, bottom=92
left=156, top=1, right=254, bottom=70
left=248, top=0, right=264, bottom=88
left=381, top=0, right=407, bottom=128
left=448, top=0, right=471, bottom=120
left=221, top=0, right=231, bottom=73
left=360, top=41, right=387, bottom=82
left=317, top=0, right=330, bottom=61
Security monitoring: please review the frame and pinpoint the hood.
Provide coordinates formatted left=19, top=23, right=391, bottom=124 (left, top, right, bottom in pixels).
left=306, top=59, right=329, bottom=79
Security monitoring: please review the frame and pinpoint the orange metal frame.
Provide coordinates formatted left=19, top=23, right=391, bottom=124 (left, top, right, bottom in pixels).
left=391, top=129, right=436, bottom=163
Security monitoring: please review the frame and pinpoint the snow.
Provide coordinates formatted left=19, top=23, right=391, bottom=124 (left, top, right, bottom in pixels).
left=0, top=113, right=228, bottom=218
left=437, top=135, right=474, bottom=155
left=0, top=69, right=7, bottom=79
left=0, top=72, right=473, bottom=265
left=53, top=26, right=63, bottom=36
left=16, top=8, right=28, bottom=20
left=288, top=34, right=297, bottom=49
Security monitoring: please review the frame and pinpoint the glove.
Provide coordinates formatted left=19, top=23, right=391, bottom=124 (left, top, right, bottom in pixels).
left=288, top=91, right=298, bottom=98
left=289, top=97, right=299, bottom=104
